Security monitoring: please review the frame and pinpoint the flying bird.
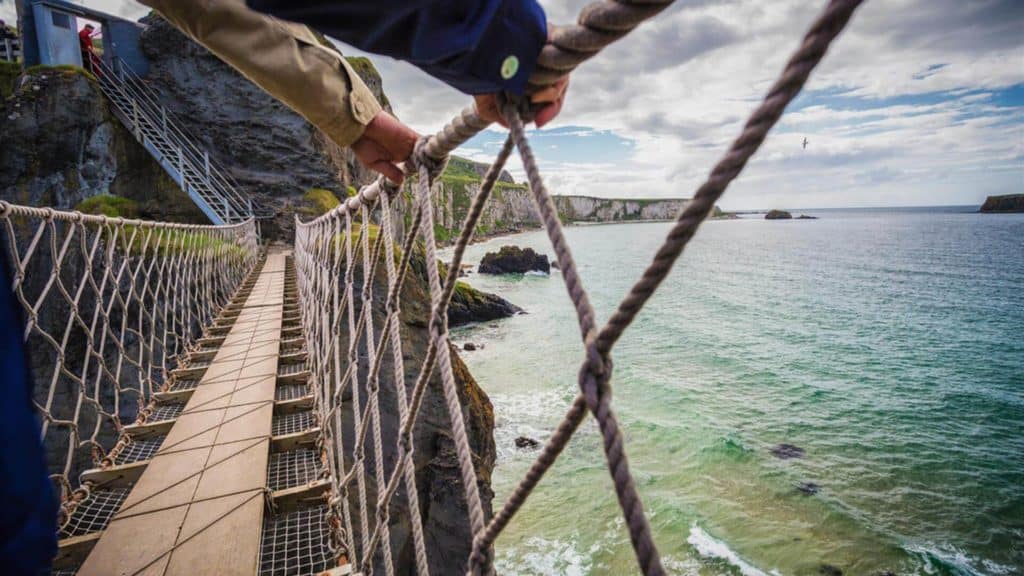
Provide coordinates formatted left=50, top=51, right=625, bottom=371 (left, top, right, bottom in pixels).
left=802, top=137, right=809, bottom=150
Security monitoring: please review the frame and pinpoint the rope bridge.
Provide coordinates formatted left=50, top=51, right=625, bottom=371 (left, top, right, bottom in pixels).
left=2, top=1, right=865, bottom=574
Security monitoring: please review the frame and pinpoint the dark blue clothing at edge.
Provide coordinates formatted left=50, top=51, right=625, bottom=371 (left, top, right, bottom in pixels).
left=0, top=258, right=58, bottom=575
left=247, top=0, right=547, bottom=95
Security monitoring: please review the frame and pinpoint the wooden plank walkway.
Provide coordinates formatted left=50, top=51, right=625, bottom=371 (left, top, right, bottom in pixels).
left=79, top=252, right=288, bottom=576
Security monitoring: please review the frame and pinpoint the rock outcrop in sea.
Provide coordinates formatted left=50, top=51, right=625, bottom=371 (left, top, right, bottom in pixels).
left=448, top=282, right=523, bottom=327
left=765, top=209, right=793, bottom=220
left=478, top=245, right=551, bottom=274
left=980, top=194, right=1024, bottom=213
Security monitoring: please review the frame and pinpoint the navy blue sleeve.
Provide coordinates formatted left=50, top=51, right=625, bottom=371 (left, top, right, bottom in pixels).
left=246, top=0, right=547, bottom=95
left=0, top=259, right=58, bottom=575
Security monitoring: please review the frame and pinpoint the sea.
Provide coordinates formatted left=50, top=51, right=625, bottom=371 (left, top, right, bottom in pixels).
left=443, top=206, right=1024, bottom=576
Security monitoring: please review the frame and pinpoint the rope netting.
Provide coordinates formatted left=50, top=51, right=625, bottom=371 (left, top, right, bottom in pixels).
left=0, top=201, right=259, bottom=530
left=294, top=1, right=865, bottom=575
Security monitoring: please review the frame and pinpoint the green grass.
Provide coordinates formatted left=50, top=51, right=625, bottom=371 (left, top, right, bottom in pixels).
left=345, top=56, right=379, bottom=79
left=442, top=156, right=483, bottom=180
left=302, top=188, right=341, bottom=216
left=0, top=60, right=20, bottom=100
left=74, top=196, right=252, bottom=257
left=75, top=195, right=140, bottom=218
left=24, top=64, right=96, bottom=82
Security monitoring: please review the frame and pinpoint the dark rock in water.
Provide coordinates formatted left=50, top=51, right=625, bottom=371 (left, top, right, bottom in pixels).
left=796, top=481, right=820, bottom=495
left=463, top=342, right=477, bottom=351
left=448, top=281, right=523, bottom=327
left=796, top=214, right=818, bottom=219
left=515, top=436, right=540, bottom=449
left=765, top=209, right=793, bottom=220
left=478, top=245, right=550, bottom=274
left=980, top=194, right=1024, bottom=213
left=819, top=564, right=843, bottom=576
left=770, top=443, right=806, bottom=459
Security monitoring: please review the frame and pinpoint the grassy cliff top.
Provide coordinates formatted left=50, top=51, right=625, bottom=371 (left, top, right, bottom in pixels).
left=0, top=60, right=20, bottom=99
left=75, top=195, right=140, bottom=218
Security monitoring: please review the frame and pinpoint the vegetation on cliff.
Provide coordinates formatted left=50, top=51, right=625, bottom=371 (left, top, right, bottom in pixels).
left=75, top=194, right=140, bottom=218
left=300, top=187, right=341, bottom=217
left=0, top=60, right=20, bottom=100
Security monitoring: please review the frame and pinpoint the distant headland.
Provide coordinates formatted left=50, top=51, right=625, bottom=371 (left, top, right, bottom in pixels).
left=979, top=194, right=1024, bottom=213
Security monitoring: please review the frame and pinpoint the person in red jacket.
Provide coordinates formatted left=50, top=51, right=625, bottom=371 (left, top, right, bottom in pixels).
left=78, top=24, right=98, bottom=73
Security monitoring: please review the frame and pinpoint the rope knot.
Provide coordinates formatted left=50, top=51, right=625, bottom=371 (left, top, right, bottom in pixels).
left=468, top=536, right=493, bottom=573
left=379, top=176, right=401, bottom=198
left=411, top=137, right=450, bottom=182
left=498, top=92, right=536, bottom=125
left=580, top=337, right=614, bottom=409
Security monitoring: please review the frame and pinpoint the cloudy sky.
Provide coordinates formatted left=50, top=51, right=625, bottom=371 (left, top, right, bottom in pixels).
left=5, top=0, right=1022, bottom=209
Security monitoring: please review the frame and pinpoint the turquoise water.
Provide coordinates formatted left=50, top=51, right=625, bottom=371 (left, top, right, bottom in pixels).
left=444, top=207, right=1024, bottom=575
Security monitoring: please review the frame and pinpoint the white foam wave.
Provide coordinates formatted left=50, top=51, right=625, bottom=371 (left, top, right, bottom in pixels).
left=490, top=389, right=571, bottom=462
left=494, top=536, right=595, bottom=576
left=906, top=543, right=1016, bottom=576
left=687, top=525, right=777, bottom=576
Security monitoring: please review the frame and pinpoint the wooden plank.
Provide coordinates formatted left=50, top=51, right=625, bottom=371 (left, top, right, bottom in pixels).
left=80, top=460, right=149, bottom=488
left=271, top=478, right=332, bottom=514
left=124, top=419, right=175, bottom=439
left=274, top=395, right=315, bottom=414
left=270, top=427, right=320, bottom=452
left=78, top=253, right=289, bottom=575
left=54, top=532, right=101, bottom=569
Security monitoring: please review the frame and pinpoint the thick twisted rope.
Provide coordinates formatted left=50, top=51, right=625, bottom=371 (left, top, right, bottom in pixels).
left=529, top=0, right=675, bottom=90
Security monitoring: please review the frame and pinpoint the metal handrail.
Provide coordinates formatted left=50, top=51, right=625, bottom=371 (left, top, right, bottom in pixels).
left=92, top=56, right=256, bottom=222
left=109, top=59, right=248, bottom=206
left=108, top=59, right=253, bottom=216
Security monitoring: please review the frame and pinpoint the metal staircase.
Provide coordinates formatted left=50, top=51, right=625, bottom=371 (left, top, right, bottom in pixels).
left=93, top=57, right=257, bottom=224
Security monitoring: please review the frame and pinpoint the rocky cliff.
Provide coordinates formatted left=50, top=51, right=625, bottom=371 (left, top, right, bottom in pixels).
left=342, top=238, right=496, bottom=574
left=980, top=194, right=1024, bottom=213
left=137, top=14, right=389, bottom=238
left=424, top=157, right=702, bottom=245
left=0, top=66, right=205, bottom=221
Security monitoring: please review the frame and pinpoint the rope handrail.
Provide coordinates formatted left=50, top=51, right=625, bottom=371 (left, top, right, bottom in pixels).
left=0, top=201, right=259, bottom=528
left=294, top=1, right=865, bottom=574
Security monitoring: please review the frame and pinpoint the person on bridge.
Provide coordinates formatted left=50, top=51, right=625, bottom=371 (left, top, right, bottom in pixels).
left=138, top=0, right=569, bottom=185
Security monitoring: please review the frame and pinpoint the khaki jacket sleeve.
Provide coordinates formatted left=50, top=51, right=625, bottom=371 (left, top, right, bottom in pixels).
left=139, top=0, right=381, bottom=147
